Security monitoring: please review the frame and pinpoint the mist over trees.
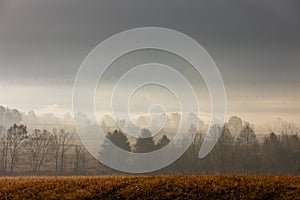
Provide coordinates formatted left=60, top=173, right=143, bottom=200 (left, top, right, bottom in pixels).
left=95, top=116, right=300, bottom=175
left=0, top=106, right=22, bottom=128
left=134, top=129, right=156, bottom=153
left=0, top=106, right=299, bottom=175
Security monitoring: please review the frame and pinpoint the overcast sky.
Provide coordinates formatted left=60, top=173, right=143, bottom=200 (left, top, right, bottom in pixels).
left=0, top=0, right=300, bottom=125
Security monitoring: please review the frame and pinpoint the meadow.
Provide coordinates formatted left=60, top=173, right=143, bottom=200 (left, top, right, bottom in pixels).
left=0, top=175, right=299, bottom=200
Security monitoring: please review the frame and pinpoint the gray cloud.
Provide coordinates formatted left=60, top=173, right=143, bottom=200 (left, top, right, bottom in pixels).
left=0, top=0, right=299, bottom=124
left=0, top=0, right=299, bottom=81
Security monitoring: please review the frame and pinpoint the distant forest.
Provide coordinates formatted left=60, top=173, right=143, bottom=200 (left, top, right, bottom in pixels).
left=0, top=106, right=299, bottom=175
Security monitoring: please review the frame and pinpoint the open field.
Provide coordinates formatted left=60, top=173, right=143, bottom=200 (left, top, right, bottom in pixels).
left=0, top=176, right=299, bottom=200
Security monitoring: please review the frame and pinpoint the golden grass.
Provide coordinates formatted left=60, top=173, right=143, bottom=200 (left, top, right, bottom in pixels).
left=0, top=175, right=299, bottom=200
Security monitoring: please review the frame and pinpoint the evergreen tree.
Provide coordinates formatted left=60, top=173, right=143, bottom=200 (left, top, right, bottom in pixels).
left=156, top=135, right=170, bottom=149
left=99, top=129, right=131, bottom=169
left=106, top=130, right=131, bottom=151
left=134, top=129, right=156, bottom=153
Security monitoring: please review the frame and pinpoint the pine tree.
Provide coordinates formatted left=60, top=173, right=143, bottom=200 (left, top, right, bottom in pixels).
left=134, top=129, right=156, bottom=153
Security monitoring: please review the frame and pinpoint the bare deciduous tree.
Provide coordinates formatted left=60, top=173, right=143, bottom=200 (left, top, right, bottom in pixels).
left=25, top=129, right=53, bottom=174
left=0, top=125, right=8, bottom=174
left=52, top=128, right=73, bottom=173
left=7, top=124, right=27, bottom=173
left=74, top=144, right=87, bottom=174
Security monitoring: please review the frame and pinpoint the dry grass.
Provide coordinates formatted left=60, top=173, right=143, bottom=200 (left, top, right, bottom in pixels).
left=0, top=175, right=299, bottom=200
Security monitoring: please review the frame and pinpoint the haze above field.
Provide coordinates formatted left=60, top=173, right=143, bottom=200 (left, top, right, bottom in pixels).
left=0, top=0, right=300, bottom=125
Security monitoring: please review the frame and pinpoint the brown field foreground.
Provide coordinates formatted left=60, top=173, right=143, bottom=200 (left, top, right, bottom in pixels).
left=0, top=175, right=299, bottom=200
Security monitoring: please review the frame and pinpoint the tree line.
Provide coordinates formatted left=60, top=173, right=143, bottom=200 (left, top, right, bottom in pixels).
left=0, top=119, right=299, bottom=175
left=100, top=122, right=300, bottom=175
left=0, top=124, right=92, bottom=175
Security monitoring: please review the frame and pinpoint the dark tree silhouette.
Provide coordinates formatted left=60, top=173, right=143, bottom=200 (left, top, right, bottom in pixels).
left=100, top=129, right=132, bottom=169
left=134, top=129, right=156, bottom=153
left=236, top=123, right=260, bottom=173
left=156, top=135, right=170, bottom=149
left=208, top=124, right=235, bottom=173
left=106, top=130, right=131, bottom=152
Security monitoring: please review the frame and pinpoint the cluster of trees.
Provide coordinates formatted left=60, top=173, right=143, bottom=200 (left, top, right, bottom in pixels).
left=0, top=124, right=93, bottom=175
left=0, top=117, right=299, bottom=175
left=100, top=122, right=300, bottom=175
left=101, top=128, right=170, bottom=154
left=176, top=122, right=299, bottom=175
